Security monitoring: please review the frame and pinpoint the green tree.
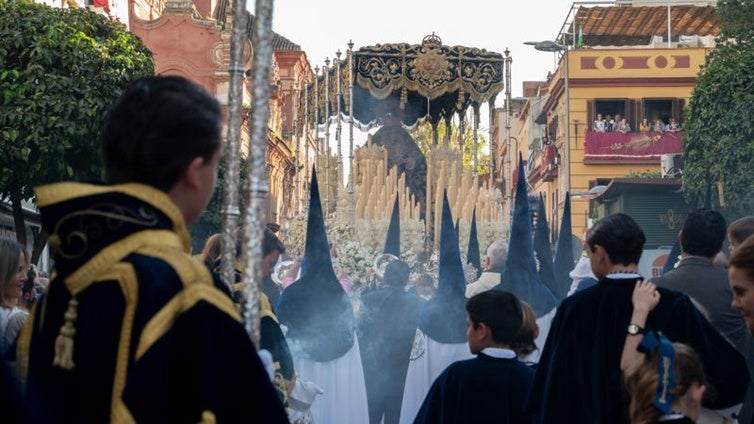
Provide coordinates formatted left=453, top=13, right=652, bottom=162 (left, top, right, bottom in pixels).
left=0, top=0, right=154, bottom=259
left=683, top=0, right=754, bottom=217
left=408, top=118, right=490, bottom=178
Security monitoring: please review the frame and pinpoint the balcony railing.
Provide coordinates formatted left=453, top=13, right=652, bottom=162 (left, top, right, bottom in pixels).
left=527, top=145, right=558, bottom=185
left=584, top=131, right=683, bottom=164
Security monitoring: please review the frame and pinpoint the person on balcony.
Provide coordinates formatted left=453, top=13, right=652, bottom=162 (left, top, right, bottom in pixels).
left=639, top=117, right=651, bottom=133
left=616, top=118, right=631, bottom=134
left=593, top=113, right=606, bottom=132
left=653, top=118, right=666, bottom=132
left=666, top=117, right=682, bottom=133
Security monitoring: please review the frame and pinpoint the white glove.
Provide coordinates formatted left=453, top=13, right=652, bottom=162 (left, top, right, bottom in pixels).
left=289, top=378, right=324, bottom=411
left=257, top=349, right=275, bottom=381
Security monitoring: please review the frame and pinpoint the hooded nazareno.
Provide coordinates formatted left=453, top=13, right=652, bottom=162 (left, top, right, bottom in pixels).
left=276, top=168, right=355, bottom=362
left=494, top=154, right=557, bottom=317
left=417, top=190, right=468, bottom=343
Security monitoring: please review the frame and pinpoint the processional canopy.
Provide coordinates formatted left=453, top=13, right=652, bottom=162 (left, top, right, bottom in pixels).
left=303, top=33, right=506, bottom=128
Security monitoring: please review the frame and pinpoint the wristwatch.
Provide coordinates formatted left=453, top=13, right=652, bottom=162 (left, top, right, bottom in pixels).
left=627, top=323, right=645, bottom=336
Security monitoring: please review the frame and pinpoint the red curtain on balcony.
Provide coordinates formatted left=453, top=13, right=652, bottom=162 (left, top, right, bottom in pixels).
left=584, top=131, right=683, bottom=164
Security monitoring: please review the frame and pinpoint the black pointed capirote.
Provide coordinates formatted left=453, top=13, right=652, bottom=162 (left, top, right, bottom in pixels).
left=534, top=193, right=557, bottom=298
left=467, top=207, right=482, bottom=279
left=552, top=191, right=574, bottom=301
left=418, top=190, right=468, bottom=343
left=495, top=153, right=557, bottom=317
left=383, top=194, right=401, bottom=257
left=275, top=166, right=355, bottom=362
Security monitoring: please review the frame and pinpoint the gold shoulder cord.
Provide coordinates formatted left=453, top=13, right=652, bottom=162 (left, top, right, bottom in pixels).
left=52, top=298, right=78, bottom=370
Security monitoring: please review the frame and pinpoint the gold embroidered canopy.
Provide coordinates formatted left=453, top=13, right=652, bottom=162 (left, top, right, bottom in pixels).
left=301, top=34, right=506, bottom=127
left=354, top=34, right=504, bottom=103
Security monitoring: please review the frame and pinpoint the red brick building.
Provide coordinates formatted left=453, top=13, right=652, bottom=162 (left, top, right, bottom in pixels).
left=129, top=0, right=314, bottom=223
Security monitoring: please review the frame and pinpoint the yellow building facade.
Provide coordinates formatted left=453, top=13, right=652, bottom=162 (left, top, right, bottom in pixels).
left=521, top=46, right=710, bottom=239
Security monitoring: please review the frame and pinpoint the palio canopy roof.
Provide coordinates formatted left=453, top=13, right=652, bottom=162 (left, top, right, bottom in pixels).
left=302, top=33, right=505, bottom=127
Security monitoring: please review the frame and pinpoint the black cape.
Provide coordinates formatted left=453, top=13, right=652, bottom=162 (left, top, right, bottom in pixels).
left=261, top=274, right=281, bottom=310
left=259, top=294, right=295, bottom=401
left=357, top=286, right=425, bottom=424
left=414, top=353, right=534, bottom=424
left=527, top=276, right=749, bottom=424
left=20, top=182, right=288, bottom=424
left=224, top=266, right=295, bottom=400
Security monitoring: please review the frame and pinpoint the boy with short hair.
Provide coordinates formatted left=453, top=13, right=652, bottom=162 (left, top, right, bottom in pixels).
left=19, top=76, right=288, bottom=423
left=413, top=290, right=534, bottom=423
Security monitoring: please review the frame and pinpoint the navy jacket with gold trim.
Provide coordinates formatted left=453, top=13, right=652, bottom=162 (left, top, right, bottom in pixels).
left=18, top=182, right=288, bottom=423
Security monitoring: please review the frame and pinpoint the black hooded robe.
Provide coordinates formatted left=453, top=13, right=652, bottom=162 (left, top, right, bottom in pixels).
left=526, top=276, right=749, bottom=423
left=413, top=352, right=534, bottom=424
left=358, top=286, right=425, bottom=424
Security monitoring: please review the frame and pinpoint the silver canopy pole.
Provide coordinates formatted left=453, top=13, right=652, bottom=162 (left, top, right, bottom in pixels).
left=220, top=0, right=249, bottom=292
left=293, top=80, right=301, bottom=214
left=242, top=0, right=274, bottom=346
left=335, top=50, right=343, bottom=191
left=303, top=79, right=310, bottom=209
left=347, top=40, right=355, bottom=229
left=323, top=58, right=331, bottom=216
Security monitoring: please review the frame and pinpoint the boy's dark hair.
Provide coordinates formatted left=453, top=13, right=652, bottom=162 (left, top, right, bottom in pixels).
left=100, top=75, right=222, bottom=191
left=680, top=209, right=726, bottom=257
left=728, top=216, right=754, bottom=245
left=466, top=290, right=523, bottom=345
left=262, top=228, right=285, bottom=256
left=383, top=259, right=410, bottom=287
left=586, top=213, right=645, bottom=266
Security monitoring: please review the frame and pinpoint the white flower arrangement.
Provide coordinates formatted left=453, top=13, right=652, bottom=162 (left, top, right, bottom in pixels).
left=280, top=198, right=508, bottom=290
left=280, top=213, right=425, bottom=288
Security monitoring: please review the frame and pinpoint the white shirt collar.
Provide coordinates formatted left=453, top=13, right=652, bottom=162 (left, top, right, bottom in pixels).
left=605, top=272, right=642, bottom=279
left=480, top=347, right=516, bottom=359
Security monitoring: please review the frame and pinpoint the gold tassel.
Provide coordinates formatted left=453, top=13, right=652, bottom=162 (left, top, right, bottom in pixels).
left=53, top=297, right=78, bottom=370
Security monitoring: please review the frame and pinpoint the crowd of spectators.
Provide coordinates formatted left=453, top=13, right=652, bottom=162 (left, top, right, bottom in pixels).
left=593, top=113, right=682, bottom=133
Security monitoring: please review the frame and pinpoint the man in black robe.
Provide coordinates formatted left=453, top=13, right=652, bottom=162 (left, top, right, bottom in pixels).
left=223, top=228, right=295, bottom=407
left=414, top=290, right=534, bottom=423
left=18, top=76, right=288, bottom=423
left=275, top=168, right=368, bottom=423
left=358, top=259, right=424, bottom=424
left=527, top=213, right=748, bottom=423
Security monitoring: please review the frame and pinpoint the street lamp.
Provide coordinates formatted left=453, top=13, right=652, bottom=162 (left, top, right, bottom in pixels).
left=525, top=40, right=571, bottom=208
